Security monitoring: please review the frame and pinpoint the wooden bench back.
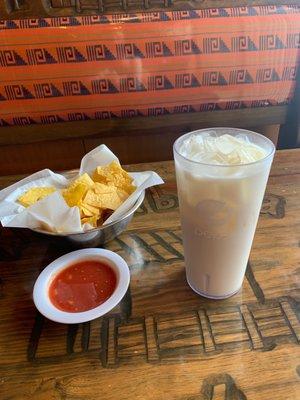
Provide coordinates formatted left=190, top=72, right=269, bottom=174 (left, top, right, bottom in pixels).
left=0, top=3, right=299, bottom=173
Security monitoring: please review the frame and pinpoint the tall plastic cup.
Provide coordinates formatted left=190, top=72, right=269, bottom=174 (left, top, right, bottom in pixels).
left=173, top=128, right=275, bottom=299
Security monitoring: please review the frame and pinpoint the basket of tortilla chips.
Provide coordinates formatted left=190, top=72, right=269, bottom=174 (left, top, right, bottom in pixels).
left=0, top=145, right=163, bottom=247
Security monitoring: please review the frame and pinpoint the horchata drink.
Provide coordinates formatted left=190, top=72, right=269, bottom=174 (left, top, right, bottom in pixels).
left=173, top=128, right=275, bottom=299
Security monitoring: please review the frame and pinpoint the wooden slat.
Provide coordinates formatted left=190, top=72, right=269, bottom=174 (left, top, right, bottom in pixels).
left=0, top=106, right=288, bottom=146
left=197, top=310, right=216, bottom=352
left=144, top=316, right=159, bottom=362
left=0, top=0, right=298, bottom=18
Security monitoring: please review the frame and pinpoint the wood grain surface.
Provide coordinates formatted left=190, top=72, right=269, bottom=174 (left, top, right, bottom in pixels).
left=0, top=149, right=299, bottom=400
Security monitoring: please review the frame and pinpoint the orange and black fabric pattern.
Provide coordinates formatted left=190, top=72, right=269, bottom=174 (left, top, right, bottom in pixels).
left=0, top=5, right=299, bottom=126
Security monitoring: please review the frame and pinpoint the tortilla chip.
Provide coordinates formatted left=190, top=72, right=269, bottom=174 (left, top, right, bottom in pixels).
left=79, top=205, right=93, bottom=218
left=93, top=182, right=117, bottom=194
left=62, top=182, right=88, bottom=207
left=122, top=182, right=136, bottom=195
left=92, top=161, right=135, bottom=194
left=84, top=187, right=123, bottom=211
left=18, top=187, right=56, bottom=207
left=62, top=173, right=95, bottom=208
left=117, top=187, right=130, bottom=202
left=70, top=173, right=94, bottom=189
left=80, top=202, right=101, bottom=217
left=81, top=215, right=99, bottom=228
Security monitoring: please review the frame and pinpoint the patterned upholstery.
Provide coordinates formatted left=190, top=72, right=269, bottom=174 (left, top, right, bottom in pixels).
left=0, top=5, right=299, bottom=126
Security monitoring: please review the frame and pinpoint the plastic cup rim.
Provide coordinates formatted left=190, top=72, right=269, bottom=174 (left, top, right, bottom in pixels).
left=173, top=127, right=275, bottom=168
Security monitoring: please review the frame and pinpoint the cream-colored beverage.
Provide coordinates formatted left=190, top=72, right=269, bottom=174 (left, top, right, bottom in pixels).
left=174, top=128, right=275, bottom=299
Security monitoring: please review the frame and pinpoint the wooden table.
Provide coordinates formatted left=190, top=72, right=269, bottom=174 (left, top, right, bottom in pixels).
left=0, top=149, right=299, bottom=400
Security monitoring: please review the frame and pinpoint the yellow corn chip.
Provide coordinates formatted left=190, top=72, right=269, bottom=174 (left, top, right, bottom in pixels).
left=79, top=205, right=93, bottom=218
left=62, top=182, right=88, bottom=207
left=18, top=187, right=56, bottom=207
left=62, top=173, right=94, bottom=207
left=92, top=161, right=135, bottom=194
left=92, top=163, right=115, bottom=185
left=84, top=187, right=123, bottom=211
left=81, top=215, right=99, bottom=228
left=80, top=202, right=101, bottom=216
left=117, top=188, right=129, bottom=202
left=69, top=173, right=94, bottom=189
left=93, top=182, right=118, bottom=195
left=122, top=182, right=136, bottom=195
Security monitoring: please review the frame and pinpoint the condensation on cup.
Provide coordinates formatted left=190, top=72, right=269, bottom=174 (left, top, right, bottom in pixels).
left=173, top=128, right=275, bottom=299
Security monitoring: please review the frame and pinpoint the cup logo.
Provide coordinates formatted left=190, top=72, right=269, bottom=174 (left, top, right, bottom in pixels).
left=194, top=199, right=236, bottom=239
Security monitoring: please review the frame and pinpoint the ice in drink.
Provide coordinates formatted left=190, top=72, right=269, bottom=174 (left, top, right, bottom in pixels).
left=174, top=129, right=275, bottom=299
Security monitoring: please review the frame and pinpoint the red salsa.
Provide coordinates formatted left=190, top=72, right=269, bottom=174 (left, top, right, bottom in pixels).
left=49, top=260, right=117, bottom=313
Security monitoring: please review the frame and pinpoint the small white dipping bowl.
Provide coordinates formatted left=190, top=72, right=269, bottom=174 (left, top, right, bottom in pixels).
left=33, top=248, right=130, bottom=324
